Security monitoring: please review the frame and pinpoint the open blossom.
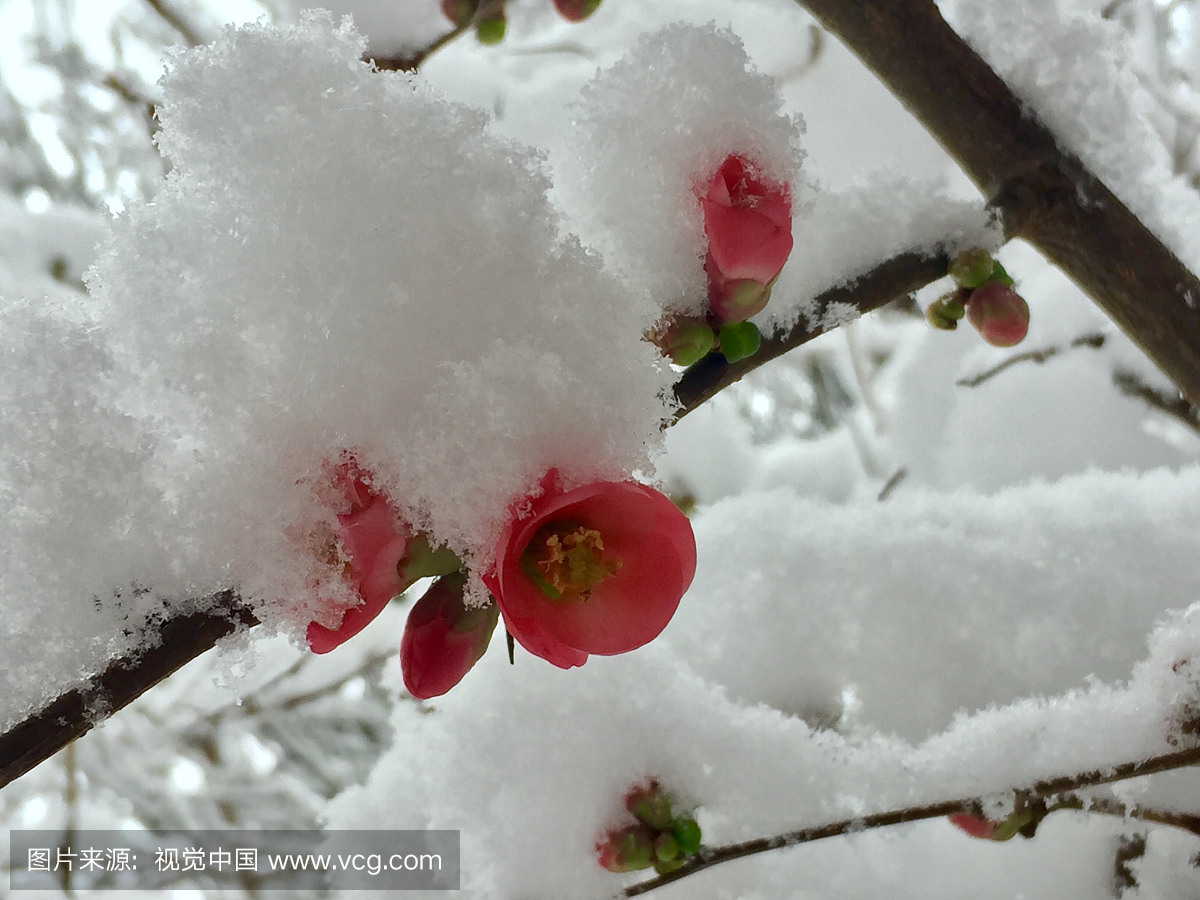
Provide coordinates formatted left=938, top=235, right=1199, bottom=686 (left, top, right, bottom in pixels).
left=400, top=572, right=498, bottom=700
left=482, top=470, right=696, bottom=668
left=306, top=462, right=411, bottom=654
left=699, top=153, right=793, bottom=324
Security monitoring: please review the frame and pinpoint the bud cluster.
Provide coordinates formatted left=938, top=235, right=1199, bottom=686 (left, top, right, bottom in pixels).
left=649, top=154, right=794, bottom=369
left=595, top=780, right=703, bottom=875
left=440, top=0, right=603, bottom=43
left=948, top=799, right=1043, bottom=842
left=927, top=248, right=1030, bottom=348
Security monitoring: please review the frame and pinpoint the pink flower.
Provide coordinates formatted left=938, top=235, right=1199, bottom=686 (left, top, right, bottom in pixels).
left=306, top=462, right=411, bottom=654
left=481, top=471, right=697, bottom=668
left=400, top=572, right=499, bottom=700
left=699, top=154, right=793, bottom=323
left=965, top=283, right=1030, bottom=347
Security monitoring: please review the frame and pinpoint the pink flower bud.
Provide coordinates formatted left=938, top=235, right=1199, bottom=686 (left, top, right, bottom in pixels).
left=699, top=154, right=793, bottom=323
left=595, top=825, right=655, bottom=873
left=949, top=809, right=1034, bottom=841
left=948, top=813, right=996, bottom=839
left=307, top=461, right=411, bottom=654
left=440, top=0, right=478, bottom=26
left=481, top=470, right=697, bottom=668
left=553, top=0, right=602, bottom=21
left=400, top=572, right=498, bottom=700
left=965, top=283, right=1030, bottom=347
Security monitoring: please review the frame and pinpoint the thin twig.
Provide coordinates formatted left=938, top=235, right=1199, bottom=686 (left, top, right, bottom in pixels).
left=142, top=0, right=202, bottom=48
left=876, top=467, right=907, bottom=501
left=625, top=744, right=1200, bottom=896
left=103, top=74, right=157, bottom=135
left=1113, top=370, right=1200, bottom=435
left=956, top=333, right=1106, bottom=388
left=371, top=0, right=507, bottom=72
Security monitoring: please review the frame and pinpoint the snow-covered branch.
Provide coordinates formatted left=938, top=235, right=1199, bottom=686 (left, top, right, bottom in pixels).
left=624, top=743, right=1200, bottom=896
left=797, top=0, right=1200, bottom=402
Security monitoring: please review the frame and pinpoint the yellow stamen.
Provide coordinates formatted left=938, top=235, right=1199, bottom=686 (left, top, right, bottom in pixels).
left=526, top=523, right=622, bottom=601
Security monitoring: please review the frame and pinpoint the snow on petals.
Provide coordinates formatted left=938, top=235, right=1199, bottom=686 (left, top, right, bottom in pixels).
left=482, top=470, right=697, bottom=668
left=306, top=460, right=410, bottom=654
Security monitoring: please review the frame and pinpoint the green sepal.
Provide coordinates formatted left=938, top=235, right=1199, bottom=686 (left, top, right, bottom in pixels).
left=475, top=14, right=506, bottom=44
left=987, top=261, right=1015, bottom=287
left=669, top=320, right=716, bottom=368
left=989, top=810, right=1033, bottom=841
left=653, top=857, right=685, bottom=875
left=717, top=321, right=761, bottom=363
left=669, top=818, right=701, bottom=856
left=400, top=534, right=464, bottom=583
left=948, top=248, right=995, bottom=289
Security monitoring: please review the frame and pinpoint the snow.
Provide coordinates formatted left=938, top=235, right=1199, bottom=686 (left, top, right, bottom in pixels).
left=88, top=11, right=676, bottom=623
left=562, top=22, right=806, bottom=315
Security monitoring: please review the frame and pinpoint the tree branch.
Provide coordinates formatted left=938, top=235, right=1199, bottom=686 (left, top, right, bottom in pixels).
left=1113, top=369, right=1200, bottom=434
left=0, top=595, right=257, bottom=790
left=625, top=743, right=1200, bottom=896
left=673, top=249, right=950, bottom=419
left=795, top=0, right=1200, bottom=405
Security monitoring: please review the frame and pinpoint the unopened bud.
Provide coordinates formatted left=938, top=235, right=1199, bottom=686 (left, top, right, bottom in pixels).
left=400, top=572, right=498, bottom=700
left=553, top=0, right=602, bottom=21
left=965, top=283, right=1030, bottom=347
left=717, top=321, right=761, bottom=363
left=663, top=318, right=715, bottom=368
left=626, top=780, right=673, bottom=831
left=948, top=248, right=995, bottom=289
left=654, top=833, right=679, bottom=863
left=949, top=809, right=1032, bottom=841
left=925, top=289, right=969, bottom=331
left=440, top=0, right=478, bottom=26
left=669, top=817, right=702, bottom=856
left=596, top=825, right=655, bottom=873
left=475, top=10, right=506, bottom=44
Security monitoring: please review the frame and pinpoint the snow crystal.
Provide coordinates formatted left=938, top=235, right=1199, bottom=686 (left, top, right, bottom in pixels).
left=564, top=22, right=807, bottom=314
